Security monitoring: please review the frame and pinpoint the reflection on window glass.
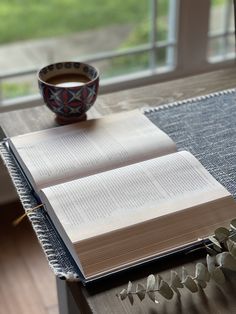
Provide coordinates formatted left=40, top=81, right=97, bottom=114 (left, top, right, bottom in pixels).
left=208, top=0, right=235, bottom=60
left=92, top=52, right=150, bottom=79
left=226, top=34, right=236, bottom=55
left=156, top=47, right=167, bottom=67
left=208, top=37, right=224, bottom=58
left=2, top=74, right=37, bottom=100
left=0, top=0, right=148, bottom=72
left=209, top=0, right=226, bottom=33
left=0, top=0, right=178, bottom=102
left=156, top=0, right=170, bottom=41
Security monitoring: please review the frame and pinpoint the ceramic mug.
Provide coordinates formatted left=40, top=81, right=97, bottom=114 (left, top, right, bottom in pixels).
left=38, top=61, right=99, bottom=124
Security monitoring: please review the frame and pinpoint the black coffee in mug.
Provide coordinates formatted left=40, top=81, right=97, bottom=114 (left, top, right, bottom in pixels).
left=46, top=73, right=90, bottom=87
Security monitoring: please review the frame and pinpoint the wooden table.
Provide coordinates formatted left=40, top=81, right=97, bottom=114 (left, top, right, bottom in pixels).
left=1, top=68, right=236, bottom=314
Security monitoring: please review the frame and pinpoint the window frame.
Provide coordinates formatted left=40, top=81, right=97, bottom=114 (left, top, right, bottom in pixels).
left=0, top=0, right=235, bottom=112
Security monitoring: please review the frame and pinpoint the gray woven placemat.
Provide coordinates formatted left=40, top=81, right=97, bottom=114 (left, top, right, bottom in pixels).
left=145, top=88, right=236, bottom=200
left=1, top=88, right=236, bottom=281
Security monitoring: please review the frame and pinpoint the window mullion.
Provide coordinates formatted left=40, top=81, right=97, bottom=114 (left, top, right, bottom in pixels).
left=167, top=0, right=179, bottom=66
left=222, top=0, right=232, bottom=58
left=149, top=0, right=157, bottom=70
left=176, top=0, right=211, bottom=75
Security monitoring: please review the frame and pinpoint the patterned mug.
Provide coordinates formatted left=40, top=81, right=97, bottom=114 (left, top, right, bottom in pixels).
left=38, top=61, right=99, bottom=124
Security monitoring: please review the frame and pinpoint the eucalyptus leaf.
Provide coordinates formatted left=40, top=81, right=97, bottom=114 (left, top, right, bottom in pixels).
left=147, top=291, right=157, bottom=303
left=136, top=283, right=145, bottom=301
left=128, top=293, right=134, bottom=305
left=206, top=254, right=216, bottom=273
left=147, top=274, right=155, bottom=291
left=170, top=270, right=184, bottom=288
left=156, top=274, right=162, bottom=289
left=205, top=245, right=217, bottom=255
left=119, top=289, right=128, bottom=300
left=172, top=286, right=181, bottom=297
left=127, top=281, right=132, bottom=294
left=208, top=236, right=222, bottom=251
left=211, top=267, right=225, bottom=285
left=158, top=280, right=174, bottom=300
left=182, top=267, right=188, bottom=282
left=118, top=220, right=236, bottom=305
left=182, top=276, right=198, bottom=293
left=226, top=238, right=236, bottom=258
left=216, top=252, right=236, bottom=271
left=214, top=227, right=230, bottom=242
left=229, top=231, right=236, bottom=242
left=195, top=263, right=210, bottom=282
left=230, top=219, right=236, bottom=230
left=196, top=279, right=207, bottom=289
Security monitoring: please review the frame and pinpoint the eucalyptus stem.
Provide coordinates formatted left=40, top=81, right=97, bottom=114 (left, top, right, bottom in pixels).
left=118, top=219, right=236, bottom=305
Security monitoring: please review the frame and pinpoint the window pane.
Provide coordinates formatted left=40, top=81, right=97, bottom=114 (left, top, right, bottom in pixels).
left=92, top=52, right=150, bottom=79
left=208, top=0, right=235, bottom=61
left=209, top=0, right=226, bottom=33
left=156, top=0, right=170, bottom=41
left=226, top=34, right=236, bottom=55
left=1, top=74, right=37, bottom=100
left=0, top=1, right=149, bottom=73
left=156, top=47, right=167, bottom=67
left=209, top=0, right=234, bottom=34
left=208, top=37, right=224, bottom=59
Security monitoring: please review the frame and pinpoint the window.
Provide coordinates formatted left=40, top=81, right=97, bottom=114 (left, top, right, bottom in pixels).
left=0, top=0, right=235, bottom=112
left=208, top=0, right=235, bottom=61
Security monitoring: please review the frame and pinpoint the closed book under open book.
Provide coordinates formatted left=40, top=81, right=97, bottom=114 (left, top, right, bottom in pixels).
left=8, top=110, right=236, bottom=280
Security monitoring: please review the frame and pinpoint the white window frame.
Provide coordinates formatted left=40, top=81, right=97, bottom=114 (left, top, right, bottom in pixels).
left=0, top=0, right=235, bottom=113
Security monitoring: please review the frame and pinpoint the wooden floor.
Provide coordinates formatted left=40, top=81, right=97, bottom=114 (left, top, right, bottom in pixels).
left=0, top=201, right=58, bottom=314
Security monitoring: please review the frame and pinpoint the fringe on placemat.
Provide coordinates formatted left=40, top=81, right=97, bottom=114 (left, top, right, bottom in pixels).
left=0, top=142, right=80, bottom=281
left=142, top=88, right=236, bottom=113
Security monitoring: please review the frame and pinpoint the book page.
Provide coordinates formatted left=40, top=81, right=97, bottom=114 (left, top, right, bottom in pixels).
left=40, top=151, right=231, bottom=243
left=9, top=110, right=176, bottom=189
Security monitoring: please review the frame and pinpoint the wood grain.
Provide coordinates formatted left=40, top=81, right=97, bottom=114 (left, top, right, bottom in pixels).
left=1, top=68, right=236, bottom=136
left=0, top=202, right=58, bottom=314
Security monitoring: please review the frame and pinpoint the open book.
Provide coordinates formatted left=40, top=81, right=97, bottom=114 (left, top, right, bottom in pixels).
left=8, top=110, right=236, bottom=280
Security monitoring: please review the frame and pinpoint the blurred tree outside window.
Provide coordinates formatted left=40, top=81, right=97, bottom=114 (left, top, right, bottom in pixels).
left=0, top=0, right=235, bottom=104
left=0, top=0, right=174, bottom=101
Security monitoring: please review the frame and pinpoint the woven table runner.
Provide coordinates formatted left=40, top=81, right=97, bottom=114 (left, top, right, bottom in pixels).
left=1, top=88, right=236, bottom=282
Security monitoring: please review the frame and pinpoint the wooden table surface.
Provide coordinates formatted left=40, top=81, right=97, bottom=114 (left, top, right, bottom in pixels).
left=1, top=67, right=236, bottom=314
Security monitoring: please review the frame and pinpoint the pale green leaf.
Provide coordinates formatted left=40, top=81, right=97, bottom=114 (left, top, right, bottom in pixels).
left=127, top=281, right=132, bottom=294
left=156, top=274, right=162, bottom=289
left=183, top=276, right=198, bottom=292
left=127, top=281, right=134, bottom=305
left=136, top=283, right=145, bottom=301
left=119, top=289, right=128, bottom=300
left=147, top=291, right=157, bottom=303
left=170, top=270, right=184, bottom=288
left=205, top=245, right=217, bottom=255
left=229, top=231, right=236, bottom=242
left=128, top=293, right=134, bottom=305
left=147, top=274, right=155, bottom=291
left=196, top=279, right=207, bottom=289
left=158, top=280, right=174, bottom=300
left=172, top=286, right=181, bottom=297
left=208, top=236, right=222, bottom=251
left=230, top=219, right=236, bottom=230
left=227, top=238, right=236, bottom=258
left=182, top=267, right=188, bottom=282
left=211, top=267, right=225, bottom=285
left=195, top=263, right=210, bottom=282
left=206, top=254, right=216, bottom=273
left=214, top=227, right=230, bottom=242
left=216, top=252, right=236, bottom=271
